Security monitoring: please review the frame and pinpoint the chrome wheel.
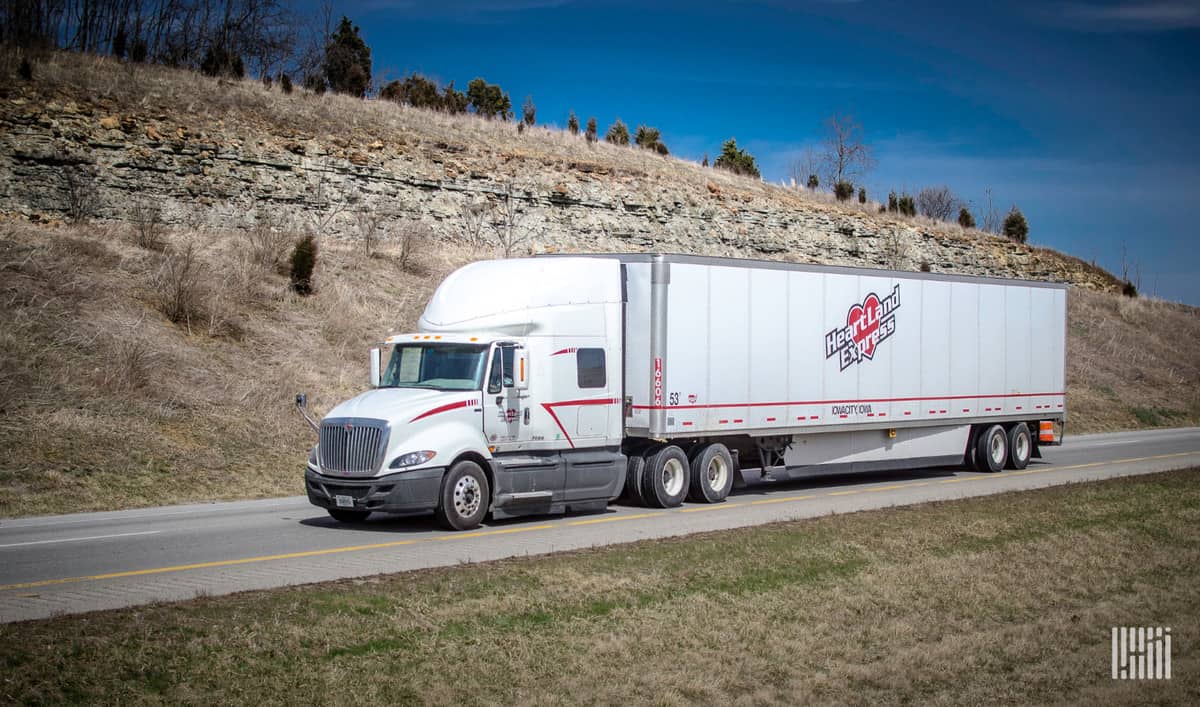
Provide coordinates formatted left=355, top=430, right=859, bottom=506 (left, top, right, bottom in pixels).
left=706, top=454, right=729, bottom=493
left=453, top=475, right=482, bottom=518
left=989, top=432, right=1005, bottom=466
left=662, top=457, right=686, bottom=497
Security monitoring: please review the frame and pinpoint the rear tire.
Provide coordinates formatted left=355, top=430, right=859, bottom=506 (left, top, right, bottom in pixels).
left=687, top=443, right=734, bottom=503
left=640, top=445, right=690, bottom=508
left=974, top=424, right=1008, bottom=473
left=434, top=460, right=490, bottom=531
left=1006, top=423, right=1032, bottom=470
left=327, top=508, right=370, bottom=523
left=963, top=426, right=980, bottom=471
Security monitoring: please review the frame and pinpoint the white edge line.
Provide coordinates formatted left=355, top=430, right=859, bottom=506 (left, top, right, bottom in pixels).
left=0, top=530, right=161, bottom=549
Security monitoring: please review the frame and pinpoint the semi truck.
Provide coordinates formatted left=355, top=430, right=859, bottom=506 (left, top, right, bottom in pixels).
left=299, top=254, right=1066, bottom=530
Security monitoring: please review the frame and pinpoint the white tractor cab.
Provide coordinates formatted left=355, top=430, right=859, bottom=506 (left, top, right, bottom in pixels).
left=300, top=257, right=628, bottom=530
left=299, top=254, right=1066, bottom=530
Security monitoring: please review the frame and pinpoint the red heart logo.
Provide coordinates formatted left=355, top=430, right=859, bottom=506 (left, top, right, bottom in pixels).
left=847, top=293, right=882, bottom=359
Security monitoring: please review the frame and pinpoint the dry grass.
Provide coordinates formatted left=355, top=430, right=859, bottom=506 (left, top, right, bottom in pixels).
left=1, top=470, right=1196, bottom=704
left=0, top=219, right=476, bottom=517
left=1068, top=288, right=1200, bottom=431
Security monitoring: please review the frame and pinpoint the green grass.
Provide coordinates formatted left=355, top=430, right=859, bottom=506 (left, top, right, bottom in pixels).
left=2, top=469, right=1198, bottom=705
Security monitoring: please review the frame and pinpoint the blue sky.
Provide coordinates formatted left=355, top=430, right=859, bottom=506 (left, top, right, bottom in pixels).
left=340, top=0, right=1199, bottom=303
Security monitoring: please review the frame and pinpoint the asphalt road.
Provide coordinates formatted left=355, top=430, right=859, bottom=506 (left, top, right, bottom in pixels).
left=2, top=427, right=1198, bottom=623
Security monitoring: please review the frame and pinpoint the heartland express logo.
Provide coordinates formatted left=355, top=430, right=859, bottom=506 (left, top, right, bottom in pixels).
left=824, top=285, right=901, bottom=371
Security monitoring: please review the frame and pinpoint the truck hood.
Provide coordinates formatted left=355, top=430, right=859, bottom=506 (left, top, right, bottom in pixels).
left=324, top=388, right=478, bottom=425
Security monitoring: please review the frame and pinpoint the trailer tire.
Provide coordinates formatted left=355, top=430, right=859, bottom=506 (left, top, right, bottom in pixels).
left=434, top=460, right=490, bottom=531
left=1006, top=423, right=1032, bottom=470
left=688, top=443, right=734, bottom=503
left=327, top=509, right=370, bottom=523
left=641, top=445, right=690, bottom=508
left=963, top=426, right=980, bottom=471
left=974, top=424, right=1008, bottom=473
left=623, top=453, right=648, bottom=505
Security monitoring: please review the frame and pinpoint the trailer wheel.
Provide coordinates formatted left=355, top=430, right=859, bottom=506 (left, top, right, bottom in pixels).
left=974, top=424, right=1008, bottom=473
left=688, top=443, right=734, bottom=503
left=623, top=453, right=647, bottom=505
left=641, top=445, right=690, bottom=508
left=1006, top=423, right=1032, bottom=470
left=327, top=509, right=370, bottom=523
left=434, top=460, right=490, bottom=530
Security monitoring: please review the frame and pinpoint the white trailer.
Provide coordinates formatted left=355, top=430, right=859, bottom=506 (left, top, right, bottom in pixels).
left=299, top=254, right=1066, bottom=529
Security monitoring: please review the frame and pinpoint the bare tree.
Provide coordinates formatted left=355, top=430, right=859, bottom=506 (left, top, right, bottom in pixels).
left=395, top=219, right=430, bottom=272
left=354, top=208, right=385, bottom=256
left=130, top=198, right=165, bottom=250
left=981, top=187, right=1001, bottom=234
left=819, top=113, right=876, bottom=188
left=454, top=199, right=489, bottom=248
left=788, top=146, right=821, bottom=190
left=915, top=185, right=961, bottom=222
left=488, top=182, right=539, bottom=257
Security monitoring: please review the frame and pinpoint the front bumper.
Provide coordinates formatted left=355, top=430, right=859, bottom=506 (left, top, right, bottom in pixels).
left=305, top=466, right=444, bottom=514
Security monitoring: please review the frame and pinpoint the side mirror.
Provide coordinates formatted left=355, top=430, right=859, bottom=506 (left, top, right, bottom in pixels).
left=369, top=347, right=381, bottom=387
left=295, top=392, right=319, bottom=434
left=514, top=347, right=529, bottom=390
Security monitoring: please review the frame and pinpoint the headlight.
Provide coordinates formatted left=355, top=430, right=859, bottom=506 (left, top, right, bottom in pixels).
left=389, top=450, right=437, bottom=469
left=308, top=445, right=319, bottom=467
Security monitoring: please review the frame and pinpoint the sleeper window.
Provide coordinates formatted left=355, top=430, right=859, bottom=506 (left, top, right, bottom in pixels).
left=577, top=348, right=606, bottom=389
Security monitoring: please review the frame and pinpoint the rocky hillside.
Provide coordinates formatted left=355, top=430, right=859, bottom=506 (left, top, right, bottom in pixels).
left=1, top=52, right=1195, bottom=518
left=1, top=52, right=1121, bottom=291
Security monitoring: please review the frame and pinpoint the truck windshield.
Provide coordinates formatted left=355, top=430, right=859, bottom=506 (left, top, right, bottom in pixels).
left=380, top=344, right=488, bottom=391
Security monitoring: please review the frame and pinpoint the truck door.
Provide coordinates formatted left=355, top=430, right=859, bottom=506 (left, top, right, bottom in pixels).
left=482, top=343, right=564, bottom=498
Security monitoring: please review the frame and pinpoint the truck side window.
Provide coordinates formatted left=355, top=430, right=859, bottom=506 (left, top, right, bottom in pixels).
left=487, top=345, right=515, bottom=394
left=577, top=348, right=606, bottom=389
left=487, top=351, right=503, bottom=394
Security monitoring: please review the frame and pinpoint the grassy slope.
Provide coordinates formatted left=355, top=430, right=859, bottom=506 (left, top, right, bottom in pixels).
left=2, top=220, right=1197, bottom=517
left=2, top=470, right=1197, bottom=704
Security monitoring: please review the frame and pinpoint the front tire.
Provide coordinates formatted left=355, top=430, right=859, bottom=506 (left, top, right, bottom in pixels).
left=327, top=508, right=370, bottom=523
left=640, top=445, right=690, bottom=508
left=688, top=443, right=734, bottom=503
left=434, top=460, right=490, bottom=531
left=974, top=424, right=1008, bottom=473
left=1006, top=423, right=1032, bottom=470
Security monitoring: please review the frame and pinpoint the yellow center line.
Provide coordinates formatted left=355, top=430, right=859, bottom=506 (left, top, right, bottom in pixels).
left=828, top=489, right=861, bottom=496
left=434, top=524, right=555, bottom=541
left=749, top=495, right=816, bottom=505
left=566, top=512, right=663, bottom=526
left=866, top=482, right=929, bottom=492
left=680, top=503, right=746, bottom=514
left=0, top=538, right=424, bottom=592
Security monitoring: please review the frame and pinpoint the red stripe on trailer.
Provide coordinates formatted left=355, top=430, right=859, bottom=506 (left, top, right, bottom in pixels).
left=962, top=408, right=970, bottom=412
left=719, top=419, right=729, bottom=424
left=682, top=421, right=693, bottom=427
left=550, top=347, right=577, bottom=356
left=939, top=409, right=947, bottom=414
left=733, top=418, right=744, bottom=423
left=839, top=414, right=848, bottom=419
left=766, top=417, right=776, bottom=422
left=904, top=411, right=912, bottom=416
left=630, top=391, right=1065, bottom=411
left=810, top=415, right=819, bottom=419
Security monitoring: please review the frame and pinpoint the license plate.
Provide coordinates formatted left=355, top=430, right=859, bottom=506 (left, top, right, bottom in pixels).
left=335, top=495, right=355, bottom=508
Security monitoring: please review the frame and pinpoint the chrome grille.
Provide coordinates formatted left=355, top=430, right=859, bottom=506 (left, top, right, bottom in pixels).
left=319, top=418, right=389, bottom=475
